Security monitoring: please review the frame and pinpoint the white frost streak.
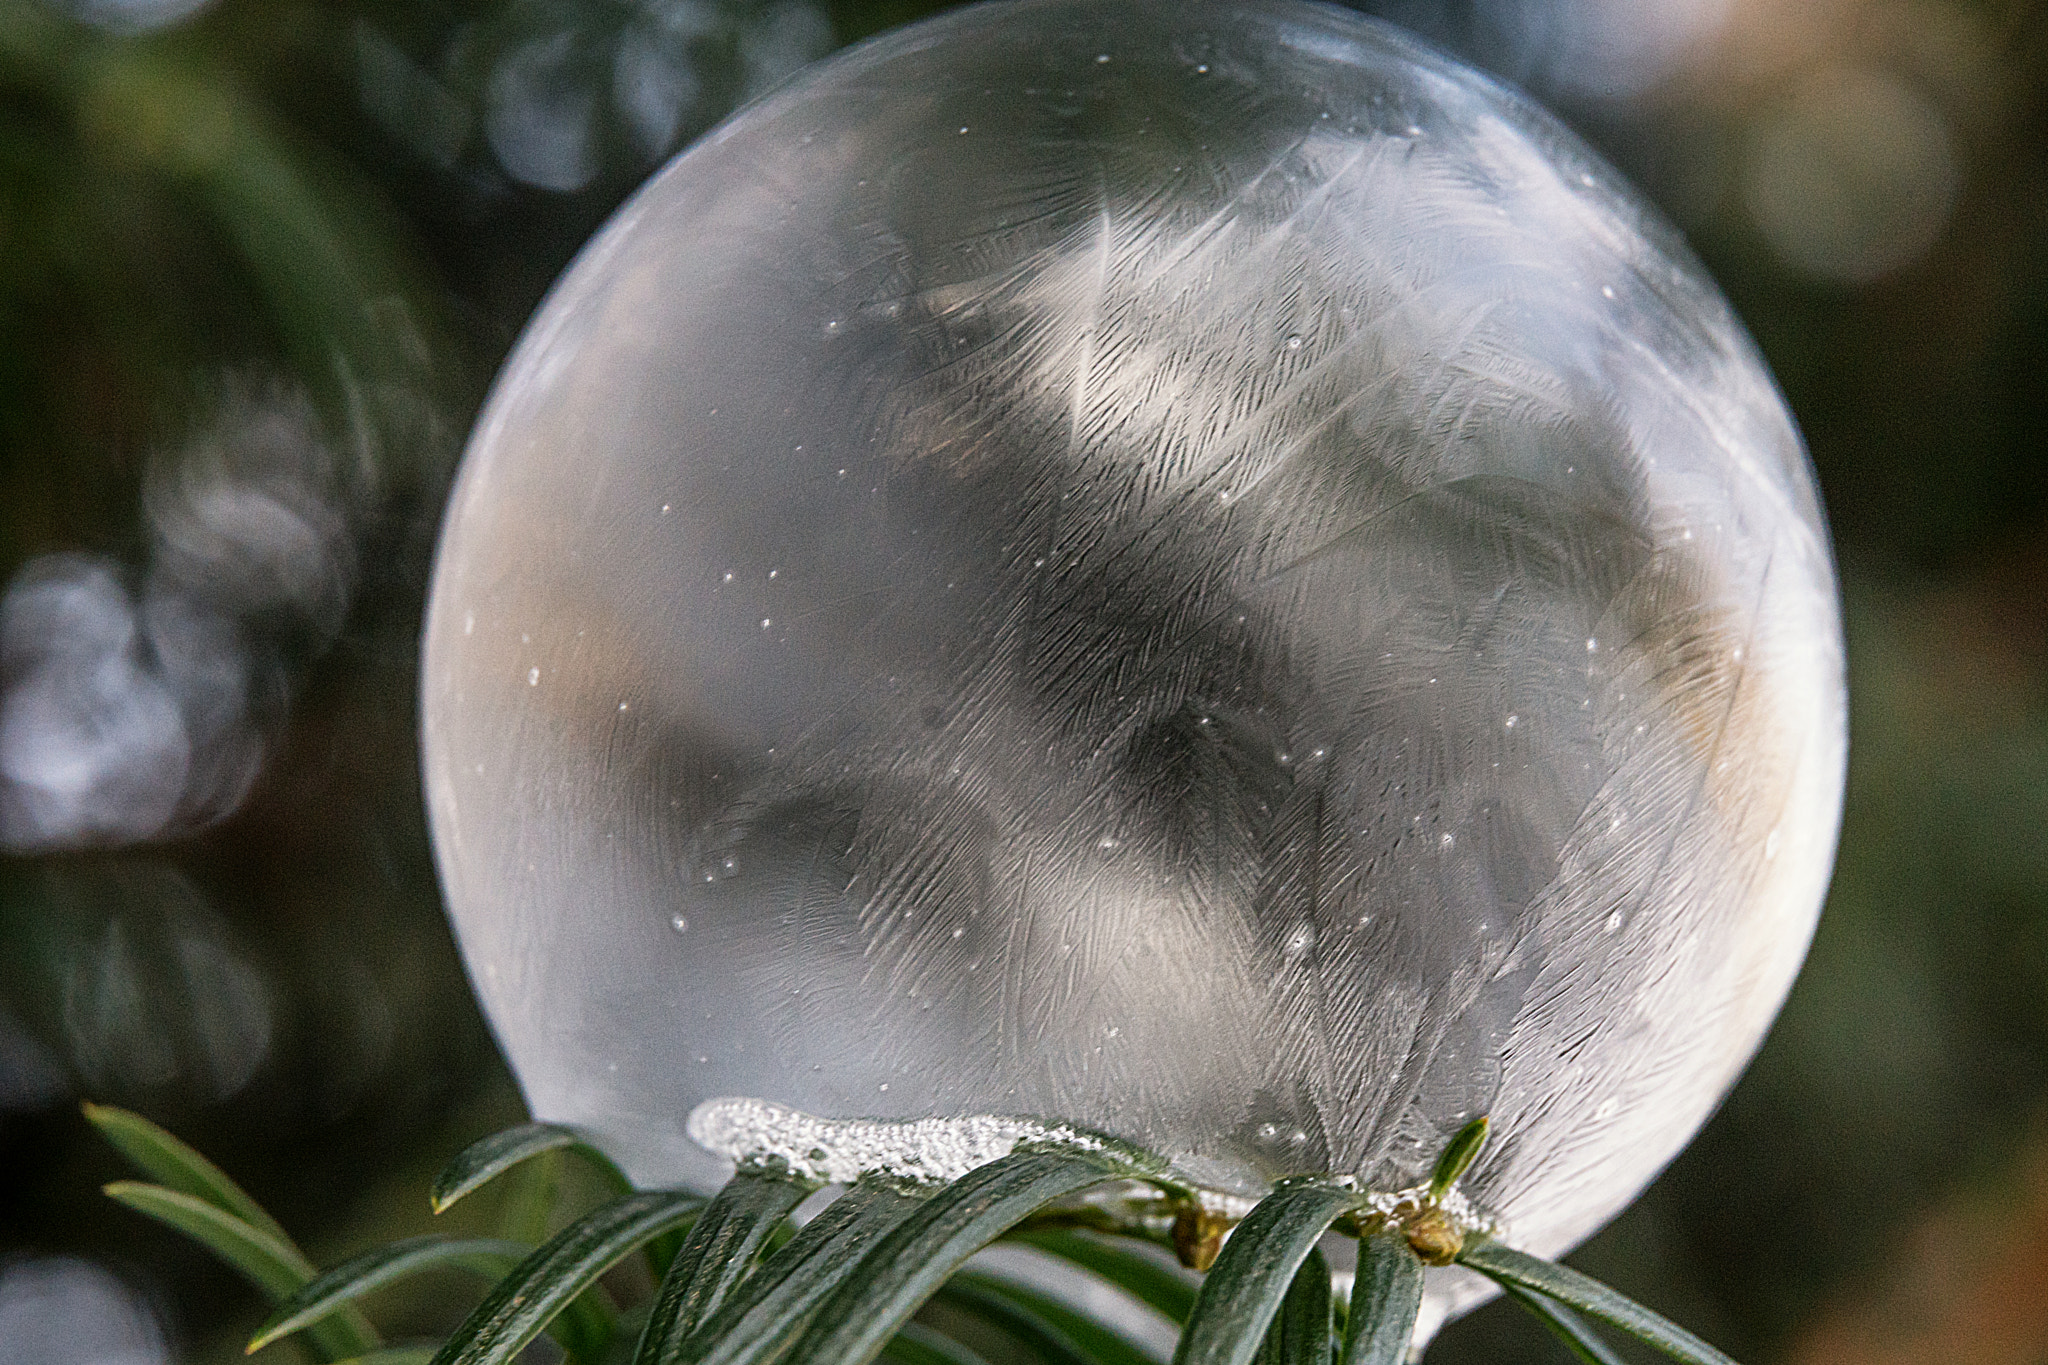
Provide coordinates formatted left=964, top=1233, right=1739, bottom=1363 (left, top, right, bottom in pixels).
left=686, top=1096, right=1106, bottom=1186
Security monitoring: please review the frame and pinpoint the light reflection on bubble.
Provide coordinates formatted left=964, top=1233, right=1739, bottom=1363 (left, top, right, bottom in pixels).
left=736, top=0, right=834, bottom=100
left=0, top=1258, right=168, bottom=1365
left=0, top=379, right=352, bottom=852
left=46, top=864, right=274, bottom=1104
left=360, top=0, right=831, bottom=194
left=354, top=21, right=474, bottom=169
left=53, top=0, right=217, bottom=35
left=0, top=1007, right=70, bottom=1114
left=1375, top=0, right=1732, bottom=99
left=1744, top=65, right=1958, bottom=282
left=0, top=558, right=193, bottom=851
left=487, top=27, right=607, bottom=194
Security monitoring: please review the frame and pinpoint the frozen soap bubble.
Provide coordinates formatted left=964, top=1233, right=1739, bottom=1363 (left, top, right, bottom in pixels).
left=421, top=0, right=1844, bottom=1314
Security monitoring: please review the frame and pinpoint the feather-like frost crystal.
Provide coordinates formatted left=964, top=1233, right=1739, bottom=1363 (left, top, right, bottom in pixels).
left=422, top=0, right=1845, bottom=1328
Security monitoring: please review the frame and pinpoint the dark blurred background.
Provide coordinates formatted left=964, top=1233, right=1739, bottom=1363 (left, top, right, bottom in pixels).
left=0, top=0, right=2043, bottom=1360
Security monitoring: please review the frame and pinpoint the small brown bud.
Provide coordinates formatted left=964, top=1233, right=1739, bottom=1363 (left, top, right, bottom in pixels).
left=1404, top=1207, right=1464, bottom=1265
left=1173, top=1201, right=1231, bottom=1271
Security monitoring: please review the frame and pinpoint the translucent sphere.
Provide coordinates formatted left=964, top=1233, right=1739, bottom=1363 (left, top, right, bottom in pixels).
left=422, top=0, right=1844, bottom=1297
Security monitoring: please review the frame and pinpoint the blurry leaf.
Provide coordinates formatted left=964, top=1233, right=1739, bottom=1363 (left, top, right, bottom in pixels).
left=931, top=1275, right=1108, bottom=1365
left=430, top=1189, right=701, bottom=1365
left=1339, top=1233, right=1421, bottom=1365
left=1013, top=1230, right=1196, bottom=1324
left=250, top=1235, right=527, bottom=1352
left=635, top=1170, right=812, bottom=1364
left=432, top=1122, right=634, bottom=1214
left=783, top=1151, right=1137, bottom=1365
left=947, top=1271, right=1158, bottom=1365
left=1500, top=1281, right=1630, bottom=1365
left=880, top=1322, right=996, bottom=1365
left=101, top=1181, right=378, bottom=1360
left=85, top=1102, right=292, bottom=1244
left=498, top=1147, right=562, bottom=1245
left=1173, top=1180, right=1361, bottom=1365
left=1257, top=1248, right=1331, bottom=1365
left=1428, top=1117, right=1489, bottom=1202
left=327, top=1352, right=441, bottom=1365
left=1460, top=1240, right=1739, bottom=1365
left=676, top=1181, right=924, bottom=1365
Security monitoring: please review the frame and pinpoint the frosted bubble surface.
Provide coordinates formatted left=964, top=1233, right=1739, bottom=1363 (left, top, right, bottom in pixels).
left=421, top=0, right=1845, bottom=1314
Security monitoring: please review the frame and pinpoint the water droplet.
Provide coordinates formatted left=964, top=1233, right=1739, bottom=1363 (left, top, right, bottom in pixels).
left=761, top=618, right=773, bottom=629
left=1601, top=285, right=1616, bottom=299
left=671, top=913, right=689, bottom=934
left=463, top=611, right=475, bottom=635
left=824, top=318, right=843, bottom=334
left=1285, top=334, right=1303, bottom=350
left=1095, top=52, right=1111, bottom=62
left=528, top=667, right=540, bottom=686
left=1504, top=714, right=1519, bottom=728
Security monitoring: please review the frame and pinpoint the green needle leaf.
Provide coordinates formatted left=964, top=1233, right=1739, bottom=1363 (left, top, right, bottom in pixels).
left=1256, top=1248, right=1332, bottom=1365
left=324, top=1351, right=441, bottom=1365
left=783, top=1149, right=1136, bottom=1365
left=1499, top=1282, right=1630, bottom=1365
left=102, top=1183, right=378, bottom=1361
left=1459, top=1240, right=1740, bottom=1365
left=432, top=1123, right=636, bottom=1214
left=634, top=1171, right=812, bottom=1364
left=931, top=1276, right=1098, bottom=1365
left=249, top=1236, right=527, bottom=1352
left=947, top=1272, right=1159, bottom=1365
left=429, top=1189, right=703, bottom=1365
left=676, top=1181, right=924, bottom=1365
left=438, top=1121, right=638, bottom=1219
left=86, top=1104, right=295, bottom=1246
left=880, top=1323, right=997, bottom=1365
left=1172, top=1179, right=1361, bottom=1365
left=1428, top=1117, right=1490, bottom=1202
left=1014, top=1230, right=1197, bottom=1324
left=1339, top=1232, right=1422, bottom=1365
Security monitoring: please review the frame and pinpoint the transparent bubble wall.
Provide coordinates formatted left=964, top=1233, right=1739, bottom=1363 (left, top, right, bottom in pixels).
left=423, top=0, right=1844, bottom=1286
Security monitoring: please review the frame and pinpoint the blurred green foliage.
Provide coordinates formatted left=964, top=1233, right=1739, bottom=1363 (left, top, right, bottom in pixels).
left=1, top=0, right=2045, bottom=1362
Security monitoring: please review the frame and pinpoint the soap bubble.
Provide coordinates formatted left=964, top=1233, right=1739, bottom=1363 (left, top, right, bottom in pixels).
left=421, top=0, right=1844, bottom=1323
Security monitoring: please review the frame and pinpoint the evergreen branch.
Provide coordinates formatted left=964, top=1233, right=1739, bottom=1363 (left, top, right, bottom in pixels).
left=1338, top=1231, right=1422, bottom=1365
left=782, top=1149, right=1136, bottom=1365
left=635, top=1171, right=813, bottom=1364
left=1172, top=1179, right=1361, bottom=1365
left=1459, top=1240, right=1739, bottom=1365
left=249, top=1236, right=527, bottom=1352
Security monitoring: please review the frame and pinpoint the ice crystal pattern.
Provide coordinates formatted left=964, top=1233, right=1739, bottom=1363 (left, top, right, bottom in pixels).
left=421, top=0, right=1845, bottom=1322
